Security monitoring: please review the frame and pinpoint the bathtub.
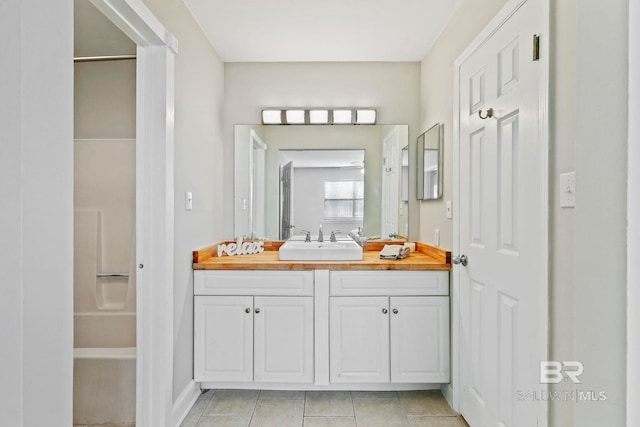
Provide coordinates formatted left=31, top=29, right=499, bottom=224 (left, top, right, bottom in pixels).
left=73, top=312, right=136, bottom=426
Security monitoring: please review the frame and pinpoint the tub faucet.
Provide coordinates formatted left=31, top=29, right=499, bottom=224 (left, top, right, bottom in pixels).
left=318, top=225, right=324, bottom=242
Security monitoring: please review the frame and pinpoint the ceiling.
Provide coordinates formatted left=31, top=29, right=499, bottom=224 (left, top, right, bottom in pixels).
left=74, top=0, right=461, bottom=62
left=278, top=149, right=365, bottom=168
left=183, top=0, right=462, bottom=62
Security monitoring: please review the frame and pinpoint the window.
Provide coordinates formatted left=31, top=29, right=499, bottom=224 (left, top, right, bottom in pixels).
left=324, top=181, right=364, bottom=219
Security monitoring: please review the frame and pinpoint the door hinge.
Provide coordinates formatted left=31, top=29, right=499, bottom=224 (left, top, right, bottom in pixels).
left=532, top=34, right=540, bottom=61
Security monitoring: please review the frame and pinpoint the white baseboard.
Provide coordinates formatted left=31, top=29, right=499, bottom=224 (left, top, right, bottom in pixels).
left=172, top=380, right=201, bottom=427
left=441, top=383, right=455, bottom=412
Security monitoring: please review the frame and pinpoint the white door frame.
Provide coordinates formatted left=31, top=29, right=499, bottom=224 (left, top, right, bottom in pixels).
left=451, top=0, right=549, bottom=423
left=88, top=1, right=177, bottom=426
left=628, top=0, right=639, bottom=423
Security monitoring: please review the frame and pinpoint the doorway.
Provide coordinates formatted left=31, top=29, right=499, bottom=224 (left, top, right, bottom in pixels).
left=73, top=0, right=177, bottom=426
left=73, top=2, right=137, bottom=425
left=453, top=0, right=549, bottom=425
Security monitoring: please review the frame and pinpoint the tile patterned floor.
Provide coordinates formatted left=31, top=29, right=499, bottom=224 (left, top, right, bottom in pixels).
left=180, top=389, right=469, bottom=427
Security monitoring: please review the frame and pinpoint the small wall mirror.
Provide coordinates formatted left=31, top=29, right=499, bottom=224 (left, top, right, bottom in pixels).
left=416, top=123, right=443, bottom=200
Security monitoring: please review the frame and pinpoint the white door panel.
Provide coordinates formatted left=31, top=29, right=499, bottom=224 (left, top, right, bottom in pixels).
left=381, top=126, right=400, bottom=238
left=330, top=296, right=390, bottom=383
left=254, top=296, right=314, bottom=383
left=194, top=296, right=253, bottom=382
left=390, top=296, right=450, bottom=383
left=457, top=0, right=544, bottom=425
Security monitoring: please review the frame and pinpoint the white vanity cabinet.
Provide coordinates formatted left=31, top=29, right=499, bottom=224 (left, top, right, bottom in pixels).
left=193, top=267, right=450, bottom=389
left=329, top=271, right=450, bottom=384
left=194, top=271, right=314, bottom=384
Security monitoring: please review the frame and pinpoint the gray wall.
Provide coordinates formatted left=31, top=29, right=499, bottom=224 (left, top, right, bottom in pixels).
left=141, top=0, right=226, bottom=403
left=74, top=61, right=136, bottom=138
left=419, top=0, right=629, bottom=425
left=574, top=0, right=628, bottom=425
left=293, top=167, right=365, bottom=236
left=223, top=62, right=422, bottom=240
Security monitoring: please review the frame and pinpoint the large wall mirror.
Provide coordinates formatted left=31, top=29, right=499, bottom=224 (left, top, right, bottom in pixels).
left=234, top=124, right=411, bottom=241
left=416, top=123, right=443, bottom=200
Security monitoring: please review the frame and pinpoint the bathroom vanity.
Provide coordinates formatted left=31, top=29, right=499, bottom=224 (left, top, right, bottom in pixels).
left=192, top=242, right=451, bottom=390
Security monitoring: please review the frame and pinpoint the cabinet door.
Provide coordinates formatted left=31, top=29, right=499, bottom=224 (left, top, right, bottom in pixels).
left=330, top=296, right=390, bottom=383
left=253, top=296, right=314, bottom=383
left=390, top=296, right=450, bottom=383
left=194, top=296, right=253, bottom=382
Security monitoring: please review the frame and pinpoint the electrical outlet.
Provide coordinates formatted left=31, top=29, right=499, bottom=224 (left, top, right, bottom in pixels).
left=434, top=228, right=440, bottom=246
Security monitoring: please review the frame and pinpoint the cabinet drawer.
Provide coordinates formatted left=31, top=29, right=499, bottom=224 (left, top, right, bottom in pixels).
left=194, top=270, right=314, bottom=296
left=329, top=271, right=448, bottom=296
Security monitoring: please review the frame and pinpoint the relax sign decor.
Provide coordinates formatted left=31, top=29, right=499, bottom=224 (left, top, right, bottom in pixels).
left=217, top=237, right=265, bottom=257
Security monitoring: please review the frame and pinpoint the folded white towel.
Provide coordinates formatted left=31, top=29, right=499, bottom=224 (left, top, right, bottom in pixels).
left=379, top=244, right=410, bottom=260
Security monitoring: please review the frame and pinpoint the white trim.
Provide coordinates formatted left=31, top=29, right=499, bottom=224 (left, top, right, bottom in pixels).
left=440, top=383, right=454, bottom=409
left=73, top=138, right=136, bottom=143
left=628, top=0, right=639, bottom=423
left=88, top=0, right=178, bottom=53
left=89, top=2, right=177, bottom=427
left=451, top=0, right=549, bottom=424
left=198, top=382, right=441, bottom=391
left=172, top=380, right=201, bottom=427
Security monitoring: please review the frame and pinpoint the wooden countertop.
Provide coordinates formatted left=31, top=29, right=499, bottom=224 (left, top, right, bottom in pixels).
left=193, top=241, right=451, bottom=271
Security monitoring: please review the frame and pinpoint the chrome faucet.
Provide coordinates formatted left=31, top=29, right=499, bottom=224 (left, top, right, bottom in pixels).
left=330, top=230, right=341, bottom=242
left=318, top=225, right=323, bottom=242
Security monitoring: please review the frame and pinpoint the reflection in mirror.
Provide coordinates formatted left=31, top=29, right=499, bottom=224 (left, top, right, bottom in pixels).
left=399, top=145, right=409, bottom=237
left=234, top=125, right=409, bottom=240
left=278, top=150, right=364, bottom=240
left=416, top=123, right=443, bottom=200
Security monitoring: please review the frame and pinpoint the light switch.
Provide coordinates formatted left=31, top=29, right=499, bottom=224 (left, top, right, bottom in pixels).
left=185, top=191, right=193, bottom=211
left=434, top=228, right=440, bottom=246
left=560, top=172, right=576, bottom=208
left=446, top=200, right=453, bottom=219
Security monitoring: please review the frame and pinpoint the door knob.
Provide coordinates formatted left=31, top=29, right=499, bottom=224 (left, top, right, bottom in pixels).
left=382, top=308, right=388, bottom=314
left=452, top=254, right=468, bottom=266
left=255, top=308, right=261, bottom=314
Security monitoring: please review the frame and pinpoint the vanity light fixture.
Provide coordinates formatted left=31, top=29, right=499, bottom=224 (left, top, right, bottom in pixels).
left=356, top=109, right=377, bottom=125
left=285, top=109, right=306, bottom=124
left=262, top=109, right=283, bottom=125
left=309, top=109, right=329, bottom=124
left=332, top=109, right=352, bottom=124
left=261, top=108, right=377, bottom=125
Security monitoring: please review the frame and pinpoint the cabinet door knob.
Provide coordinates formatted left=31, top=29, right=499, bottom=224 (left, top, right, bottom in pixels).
left=245, top=308, right=251, bottom=314
left=382, top=308, right=388, bottom=314
left=393, top=308, right=399, bottom=314
left=255, top=308, right=261, bottom=314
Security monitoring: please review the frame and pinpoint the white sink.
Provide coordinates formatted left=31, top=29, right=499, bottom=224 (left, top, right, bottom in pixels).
left=279, top=239, right=363, bottom=261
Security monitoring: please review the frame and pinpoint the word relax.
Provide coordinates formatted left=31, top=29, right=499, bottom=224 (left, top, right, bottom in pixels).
left=217, top=238, right=265, bottom=257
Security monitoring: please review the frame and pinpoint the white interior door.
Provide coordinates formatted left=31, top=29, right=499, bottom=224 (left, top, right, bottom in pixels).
left=381, top=126, right=400, bottom=238
left=279, top=161, right=294, bottom=239
left=456, top=0, right=546, bottom=425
